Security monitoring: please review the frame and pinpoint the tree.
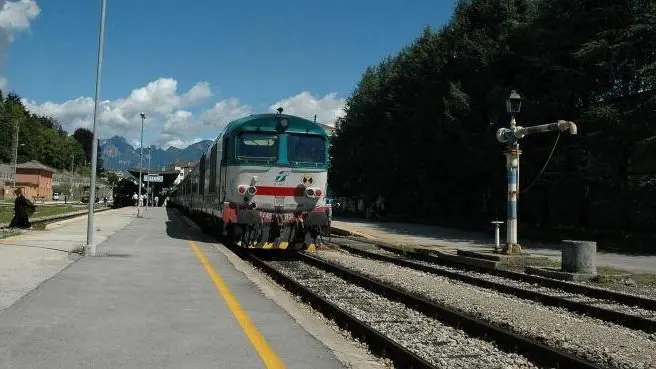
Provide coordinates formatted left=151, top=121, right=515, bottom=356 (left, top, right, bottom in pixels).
left=330, top=0, right=656, bottom=236
left=106, top=172, right=119, bottom=189
left=73, top=128, right=93, bottom=164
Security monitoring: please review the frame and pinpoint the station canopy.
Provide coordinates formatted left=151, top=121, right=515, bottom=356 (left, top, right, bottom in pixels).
left=126, top=168, right=179, bottom=195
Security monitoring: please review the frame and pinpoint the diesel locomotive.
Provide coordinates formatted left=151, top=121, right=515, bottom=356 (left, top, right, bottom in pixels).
left=169, top=108, right=332, bottom=250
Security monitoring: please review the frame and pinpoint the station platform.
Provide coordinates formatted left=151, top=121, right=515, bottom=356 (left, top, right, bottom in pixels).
left=0, top=207, right=379, bottom=369
left=331, top=217, right=656, bottom=274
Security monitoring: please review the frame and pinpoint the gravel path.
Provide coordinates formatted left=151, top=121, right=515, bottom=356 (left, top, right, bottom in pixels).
left=269, top=260, right=543, bottom=369
left=315, top=250, right=656, bottom=369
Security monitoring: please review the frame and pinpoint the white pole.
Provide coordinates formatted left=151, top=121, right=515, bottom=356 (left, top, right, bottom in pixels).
left=147, top=148, right=151, bottom=209
left=85, top=0, right=107, bottom=256
left=12, top=122, right=18, bottom=190
left=138, top=113, right=144, bottom=216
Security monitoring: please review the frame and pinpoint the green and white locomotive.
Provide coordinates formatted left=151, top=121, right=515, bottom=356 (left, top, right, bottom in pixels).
left=169, top=108, right=332, bottom=250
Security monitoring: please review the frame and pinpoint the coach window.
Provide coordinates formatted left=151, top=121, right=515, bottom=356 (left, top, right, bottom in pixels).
left=287, top=134, right=326, bottom=166
left=236, top=132, right=279, bottom=162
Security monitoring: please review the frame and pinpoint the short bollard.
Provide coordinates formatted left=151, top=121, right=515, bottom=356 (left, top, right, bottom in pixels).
left=561, top=240, right=597, bottom=275
left=491, top=221, right=504, bottom=252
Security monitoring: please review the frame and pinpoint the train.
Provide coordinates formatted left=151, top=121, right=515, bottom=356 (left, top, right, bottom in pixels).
left=168, top=108, right=333, bottom=250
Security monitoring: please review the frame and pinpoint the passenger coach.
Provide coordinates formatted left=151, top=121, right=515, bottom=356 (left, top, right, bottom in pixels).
left=170, top=108, right=332, bottom=250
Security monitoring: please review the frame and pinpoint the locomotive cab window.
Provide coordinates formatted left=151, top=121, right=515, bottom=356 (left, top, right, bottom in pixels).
left=287, top=134, right=326, bottom=166
left=236, top=132, right=279, bottom=162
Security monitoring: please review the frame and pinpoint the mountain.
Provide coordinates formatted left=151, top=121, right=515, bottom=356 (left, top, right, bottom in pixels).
left=100, top=136, right=212, bottom=171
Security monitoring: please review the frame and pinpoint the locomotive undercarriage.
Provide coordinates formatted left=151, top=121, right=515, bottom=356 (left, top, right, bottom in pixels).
left=169, top=202, right=331, bottom=251
left=228, top=208, right=331, bottom=250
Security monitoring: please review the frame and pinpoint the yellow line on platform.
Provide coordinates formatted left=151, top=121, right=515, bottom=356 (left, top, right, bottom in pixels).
left=188, top=240, right=286, bottom=369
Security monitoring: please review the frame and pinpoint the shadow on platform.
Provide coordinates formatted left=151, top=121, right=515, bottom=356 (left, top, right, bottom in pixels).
left=164, top=207, right=216, bottom=244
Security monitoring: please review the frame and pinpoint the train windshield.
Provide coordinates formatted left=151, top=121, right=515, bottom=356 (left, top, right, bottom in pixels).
left=287, top=134, right=326, bottom=166
left=236, top=132, right=279, bottom=162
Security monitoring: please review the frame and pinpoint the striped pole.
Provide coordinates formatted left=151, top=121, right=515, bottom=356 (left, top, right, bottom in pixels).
left=506, top=147, right=519, bottom=250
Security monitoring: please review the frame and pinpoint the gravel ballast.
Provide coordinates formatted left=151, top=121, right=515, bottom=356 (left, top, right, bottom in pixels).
left=269, top=260, right=542, bottom=369
left=362, top=246, right=656, bottom=321
left=315, top=250, right=656, bottom=369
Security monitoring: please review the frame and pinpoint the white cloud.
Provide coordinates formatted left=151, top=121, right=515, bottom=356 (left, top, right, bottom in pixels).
left=201, top=98, right=252, bottom=128
left=23, top=78, right=347, bottom=149
left=0, top=0, right=41, bottom=89
left=0, top=0, right=40, bottom=34
left=23, top=78, right=215, bottom=146
left=166, top=137, right=204, bottom=149
left=269, top=91, right=345, bottom=126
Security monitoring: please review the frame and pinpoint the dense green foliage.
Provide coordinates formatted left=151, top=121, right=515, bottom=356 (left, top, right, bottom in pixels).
left=330, top=0, right=656, bottom=234
left=0, top=92, right=93, bottom=174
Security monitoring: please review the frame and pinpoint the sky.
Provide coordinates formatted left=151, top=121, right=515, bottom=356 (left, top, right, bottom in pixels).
left=1, top=0, right=456, bottom=149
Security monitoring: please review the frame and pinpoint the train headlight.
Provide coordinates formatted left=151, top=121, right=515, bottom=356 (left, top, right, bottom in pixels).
left=238, top=185, right=247, bottom=195
left=247, top=186, right=257, bottom=196
left=305, top=188, right=315, bottom=198
left=304, top=187, right=322, bottom=198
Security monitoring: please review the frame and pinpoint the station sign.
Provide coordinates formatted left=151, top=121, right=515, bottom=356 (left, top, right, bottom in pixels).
left=143, top=174, right=163, bottom=183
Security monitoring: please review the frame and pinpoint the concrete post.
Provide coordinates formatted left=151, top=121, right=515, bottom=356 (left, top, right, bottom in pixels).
left=491, top=221, right=504, bottom=252
left=561, top=240, right=597, bottom=274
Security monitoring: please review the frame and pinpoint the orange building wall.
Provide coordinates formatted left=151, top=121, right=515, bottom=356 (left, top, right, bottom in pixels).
left=4, top=168, right=53, bottom=200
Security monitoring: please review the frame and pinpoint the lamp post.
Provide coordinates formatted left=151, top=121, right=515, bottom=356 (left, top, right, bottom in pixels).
left=12, top=141, right=25, bottom=192
left=138, top=112, right=145, bottom=217
left=147, top=147, right=151, bottom=209
left=85, top=0, right=107, bottom=256
left=503, top=90, right=522, bottom=254
left=495, top=90, right=578, bottom=254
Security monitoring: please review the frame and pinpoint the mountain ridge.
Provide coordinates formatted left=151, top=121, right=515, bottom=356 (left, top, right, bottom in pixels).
left=100, top=136, right=212, bottom=170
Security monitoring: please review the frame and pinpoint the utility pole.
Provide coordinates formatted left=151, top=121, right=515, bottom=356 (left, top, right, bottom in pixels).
left=67, top=153, right=74, bottom=204
left=12, top=121, right=19, bottom=191
left=495, top=90, right=578, bottom=254
left=138, top=112, right=145, bottom=217
left=85, top=0, right=107, bottom=256
left=147, top=147, right=151, bottom=209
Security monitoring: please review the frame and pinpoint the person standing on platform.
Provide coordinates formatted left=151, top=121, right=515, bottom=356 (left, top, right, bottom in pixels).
left=9, top=188, right=35, bottom=229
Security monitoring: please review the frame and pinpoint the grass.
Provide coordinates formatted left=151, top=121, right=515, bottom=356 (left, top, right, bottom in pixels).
left=0, top=204, right=104, bottom=224
left=0, top=228, right=21, bottom=239
left=496, top=255, right=656, bottom=296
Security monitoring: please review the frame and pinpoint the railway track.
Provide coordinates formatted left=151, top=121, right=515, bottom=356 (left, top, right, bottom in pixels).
left=243, top=250, right=606, bottom=369
left=331, top=238, right=656, bottom=334
left=0, top=206, right=113, bottom=230
left=330, top=234, right=656, bottom=308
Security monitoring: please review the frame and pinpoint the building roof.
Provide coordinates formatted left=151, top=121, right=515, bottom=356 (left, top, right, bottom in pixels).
left=16, top=160, right=54, bottom=172
left=167, top=160, right=197, bottom=170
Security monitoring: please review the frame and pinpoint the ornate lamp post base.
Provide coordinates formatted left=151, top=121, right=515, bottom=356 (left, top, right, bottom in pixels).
left=501, top=243, right=522, bottom=255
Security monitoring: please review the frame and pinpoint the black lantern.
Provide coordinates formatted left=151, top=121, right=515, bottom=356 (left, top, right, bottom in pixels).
left=275, top=107, right=288, bottom=131
left=506, top=90, right=522, bottom=114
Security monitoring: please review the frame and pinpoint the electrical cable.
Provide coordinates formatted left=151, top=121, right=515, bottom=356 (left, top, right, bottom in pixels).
left=522, top=131, right=561, bottom=194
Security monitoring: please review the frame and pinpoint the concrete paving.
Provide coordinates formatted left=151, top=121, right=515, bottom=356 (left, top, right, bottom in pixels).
left=0, top=207, right=136, bottom=311
left=0, top=207, right=350, bottom=369
left=331, top=217, right=656, bottom=274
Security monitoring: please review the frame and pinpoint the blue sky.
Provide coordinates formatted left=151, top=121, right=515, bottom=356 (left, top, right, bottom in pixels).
left=2, top=0, right=456, bottom=148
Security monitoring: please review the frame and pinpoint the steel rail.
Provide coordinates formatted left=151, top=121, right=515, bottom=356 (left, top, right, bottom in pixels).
left=298, top=252, right=607, bottom=369
left=245, top=253, right=437, bottom=369
left=336, top=242, right=656, bottom=334
left=0, top=206, right=113, bottom=230
left=332, top=234, right=656, bottom=311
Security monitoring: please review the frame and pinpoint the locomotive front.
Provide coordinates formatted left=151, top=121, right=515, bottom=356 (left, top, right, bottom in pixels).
left=221, top=111, right=331, bottom=250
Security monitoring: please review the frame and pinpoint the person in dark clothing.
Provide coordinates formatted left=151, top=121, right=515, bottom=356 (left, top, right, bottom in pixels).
left=9, top=188, right=35, bottom=229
